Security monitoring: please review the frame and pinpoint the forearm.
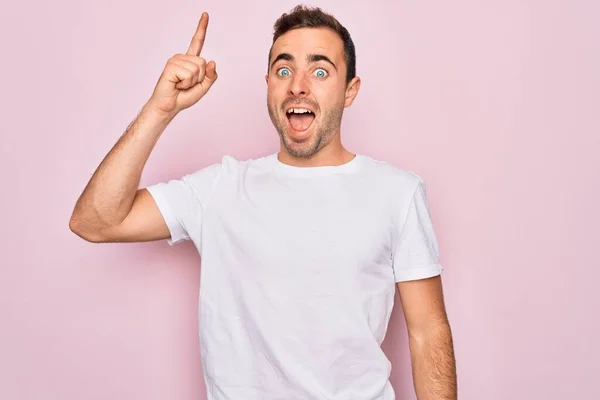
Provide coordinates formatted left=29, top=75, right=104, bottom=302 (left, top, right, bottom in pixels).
left=70, top=102, right=174, bottom=231
left=409, top=323, right=457, bottom=399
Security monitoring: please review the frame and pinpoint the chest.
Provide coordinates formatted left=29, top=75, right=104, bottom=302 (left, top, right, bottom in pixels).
left=204, top=176, right=398, bottom=286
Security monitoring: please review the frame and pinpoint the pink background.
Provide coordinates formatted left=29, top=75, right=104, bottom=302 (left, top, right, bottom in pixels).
left=1, top=0, right=598, bottom=399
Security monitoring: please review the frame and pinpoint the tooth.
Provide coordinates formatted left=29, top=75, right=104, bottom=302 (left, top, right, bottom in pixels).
left=287, top=108, right=314, bottom=114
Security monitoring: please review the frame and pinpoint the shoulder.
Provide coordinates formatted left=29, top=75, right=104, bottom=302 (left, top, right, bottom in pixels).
left=220, top=154, right=275, bottom=172
left=358, top=154, right=425, bottom=194
left=183, top=153, right=274, bottom=185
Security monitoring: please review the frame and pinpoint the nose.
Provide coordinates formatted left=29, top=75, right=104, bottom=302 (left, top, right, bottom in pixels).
left=289, top=72, right=310, bottom=97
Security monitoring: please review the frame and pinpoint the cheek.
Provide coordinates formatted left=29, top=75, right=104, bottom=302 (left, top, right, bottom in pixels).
left=313, top=88, right=344, bottom=111
left=267, top=87, right=283, bottom=107
left=267, top=79, right=286, bottom=94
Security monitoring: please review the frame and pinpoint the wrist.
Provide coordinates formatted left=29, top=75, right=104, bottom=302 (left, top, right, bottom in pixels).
left=142, top=100, right=178, bottom=125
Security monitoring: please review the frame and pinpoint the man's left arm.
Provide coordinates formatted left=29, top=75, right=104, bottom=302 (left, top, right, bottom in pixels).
left=397, top=275, right=457, bottom=399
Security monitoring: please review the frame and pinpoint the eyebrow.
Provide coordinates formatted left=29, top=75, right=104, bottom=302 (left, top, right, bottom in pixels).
left=270, top=53, right=338, bottom=71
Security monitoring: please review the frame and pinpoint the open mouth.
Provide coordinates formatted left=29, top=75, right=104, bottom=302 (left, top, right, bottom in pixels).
left=286, top=107, right=316, bottom=132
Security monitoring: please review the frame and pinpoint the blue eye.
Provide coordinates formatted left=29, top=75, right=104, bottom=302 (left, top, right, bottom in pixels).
left=314, top=68, right=328, bottom=78
left=277, top=67, right=291, bottom=77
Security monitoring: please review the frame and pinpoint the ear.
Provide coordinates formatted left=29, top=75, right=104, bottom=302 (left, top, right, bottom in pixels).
left=265, top=73, right=269, bottom=84
left=344, top=76, right=361, bottom=107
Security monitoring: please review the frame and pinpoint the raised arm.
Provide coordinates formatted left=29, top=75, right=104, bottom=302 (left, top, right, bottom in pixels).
left=69, top=12, right=218, bottom=243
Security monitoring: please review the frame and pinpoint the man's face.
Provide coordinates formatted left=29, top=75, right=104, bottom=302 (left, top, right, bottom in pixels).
left=266, top=27, right=360, bottom=158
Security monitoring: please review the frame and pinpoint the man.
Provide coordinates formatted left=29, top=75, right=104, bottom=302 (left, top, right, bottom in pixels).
left=69, top=5, right=457, bottom=400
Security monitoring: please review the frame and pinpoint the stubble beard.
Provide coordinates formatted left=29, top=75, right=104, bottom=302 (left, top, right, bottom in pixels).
left=267, top=100, right=344, bottom=158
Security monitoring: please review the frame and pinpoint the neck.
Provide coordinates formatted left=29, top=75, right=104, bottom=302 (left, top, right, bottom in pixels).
left=278, top=136, right=355, bottom=168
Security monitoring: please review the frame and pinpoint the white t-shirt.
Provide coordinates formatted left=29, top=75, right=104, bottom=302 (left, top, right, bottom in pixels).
left=146, top=153, right=443, bottom=400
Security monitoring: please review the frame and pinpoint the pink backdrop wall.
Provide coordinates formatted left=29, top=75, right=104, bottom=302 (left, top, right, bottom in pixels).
left=1, top=0, right=598, bottom=399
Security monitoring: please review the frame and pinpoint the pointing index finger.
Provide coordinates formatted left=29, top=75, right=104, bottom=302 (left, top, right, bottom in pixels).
left=187, top=12, right=209, bottom=56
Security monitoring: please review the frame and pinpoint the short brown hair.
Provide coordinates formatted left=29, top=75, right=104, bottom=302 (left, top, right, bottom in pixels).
left=268, top=5, right=357, bottom=84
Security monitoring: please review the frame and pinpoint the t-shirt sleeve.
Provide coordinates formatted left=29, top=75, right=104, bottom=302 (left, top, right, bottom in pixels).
left=392, top=178, right=444, bottom=282
left=145, top=163, right=222, bottom=246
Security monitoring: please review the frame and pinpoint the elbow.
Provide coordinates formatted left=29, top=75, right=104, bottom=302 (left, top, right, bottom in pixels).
left=408, top=320, right=453, bottom=344
left=69, top=215, right=104, bottom=243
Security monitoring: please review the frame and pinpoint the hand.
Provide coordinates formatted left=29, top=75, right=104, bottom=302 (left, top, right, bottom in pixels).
left=148, top=12, right=218, bottom=117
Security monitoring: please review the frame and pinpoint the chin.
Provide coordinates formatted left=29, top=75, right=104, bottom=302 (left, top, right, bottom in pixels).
left=281, top=129, right=322, bottom=158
